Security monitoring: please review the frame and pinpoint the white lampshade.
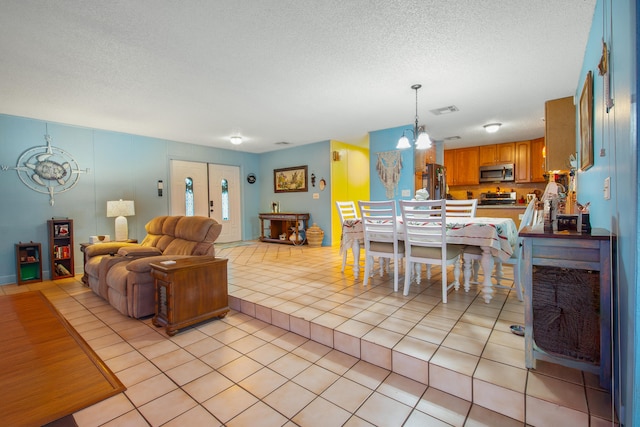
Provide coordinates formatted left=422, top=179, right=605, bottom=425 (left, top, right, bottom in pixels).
left=106, top=200, right=135, bottom=241
left=396, top=134, right=411, bottom=149
left=415, top=131, right=432, bottom=150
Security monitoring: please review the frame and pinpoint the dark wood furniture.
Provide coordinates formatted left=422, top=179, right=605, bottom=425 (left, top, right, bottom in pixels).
left=48, top=218, right=74, bottom=279
left=0, top=291, right=125, bottom=426
left=15, top=241, right=42, bottom=285
left=259, top=212, right=309, bottom=245
left=150, top=257, right=229, bottom=336
left=521, top=227, right=613, bottom=390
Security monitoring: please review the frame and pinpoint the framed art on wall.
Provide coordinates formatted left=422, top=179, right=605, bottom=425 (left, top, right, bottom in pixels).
left=580, top=70, right=594, bottom=171
left=274, top=165, right=308, bottom=193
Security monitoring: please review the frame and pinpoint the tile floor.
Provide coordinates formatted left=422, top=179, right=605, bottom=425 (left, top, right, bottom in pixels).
left=1, top=241, right=617, bottom=426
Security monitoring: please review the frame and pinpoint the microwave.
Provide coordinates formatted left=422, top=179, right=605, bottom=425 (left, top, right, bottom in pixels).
left=479, top=163, right=515, bottom=183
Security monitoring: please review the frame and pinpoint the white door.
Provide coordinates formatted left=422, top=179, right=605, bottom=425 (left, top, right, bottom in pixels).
left=208, top=164, right=242, bottom=243
left=169, top=160, right=209, bottom=217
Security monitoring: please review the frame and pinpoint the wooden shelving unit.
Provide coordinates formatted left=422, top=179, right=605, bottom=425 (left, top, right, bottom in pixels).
left=15, top=242, right=43, bottom=285
left=48, top=218, right=75, bottom=280
left=258, top=213, right=309, bottom=245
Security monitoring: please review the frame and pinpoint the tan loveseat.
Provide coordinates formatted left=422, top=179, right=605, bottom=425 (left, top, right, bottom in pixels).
left=84, top=216, right=222, bottom=318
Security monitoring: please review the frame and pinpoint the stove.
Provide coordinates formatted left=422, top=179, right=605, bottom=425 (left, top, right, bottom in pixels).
left=479, top=191, right=517, bottom=205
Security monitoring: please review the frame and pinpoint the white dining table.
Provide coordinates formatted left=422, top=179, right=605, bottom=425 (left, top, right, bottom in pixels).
left=339, top=216, right=518, bottom=303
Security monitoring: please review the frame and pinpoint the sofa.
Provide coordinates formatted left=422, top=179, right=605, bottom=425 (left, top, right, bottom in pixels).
left=84, top=215, right=222, bottom=318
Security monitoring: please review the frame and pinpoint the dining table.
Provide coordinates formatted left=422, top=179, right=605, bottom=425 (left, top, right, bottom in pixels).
left=339, top=216, right=518, bottom=303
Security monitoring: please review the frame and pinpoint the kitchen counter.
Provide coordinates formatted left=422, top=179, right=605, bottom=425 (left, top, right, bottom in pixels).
left=477, top=204, right=526, bottom=225
left=477, top=204, right=528, bottom=209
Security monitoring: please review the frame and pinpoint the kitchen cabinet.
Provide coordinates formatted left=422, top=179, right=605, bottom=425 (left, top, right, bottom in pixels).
left=444, top=147, right=479, bottom=186
left=514, top=140, right=530, bottom=183
left=530, top=137, right=546, bottom=182
left=479, top=143, right=514, bottom=166
left=545, top=96, right=576, bottom=171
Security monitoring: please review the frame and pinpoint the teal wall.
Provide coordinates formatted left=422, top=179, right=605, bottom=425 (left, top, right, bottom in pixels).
left=576, top=0, right=637, bottom=423
left=369, top=125, right=415, bottom=202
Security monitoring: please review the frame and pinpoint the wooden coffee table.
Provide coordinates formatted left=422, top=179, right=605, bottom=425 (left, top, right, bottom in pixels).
left=150, top=257, right=229, bottom=336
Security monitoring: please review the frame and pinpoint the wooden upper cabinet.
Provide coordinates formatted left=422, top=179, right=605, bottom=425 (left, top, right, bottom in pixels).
left=545, top=96, right=576, bottom=171
left=530, top=137, right=546, bottom=182
left=454, top=147, right=479, bottom=185
left=443, top=149, right=456, bottom=185
left=515, top=140, right=530, bottom=183
left=479, top=143, right=515, bottom=166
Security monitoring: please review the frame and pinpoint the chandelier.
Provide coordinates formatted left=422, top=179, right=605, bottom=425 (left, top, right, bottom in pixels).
left=396, top=84, right=432, bottom=150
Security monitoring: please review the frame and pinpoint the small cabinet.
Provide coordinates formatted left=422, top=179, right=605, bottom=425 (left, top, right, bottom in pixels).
left=514, top=140, right=530, bottom=183
left=530, top=137, right=546, bottom=182
left=15, top=242, right=43, bottom=285
left=48, top=219, right=75, bottom=280
left=259, top=213, right=310, bottom=245
left=479, top=143, right=514, bottom=166
left=545, top=96, right=576, bottom=171
left=445, top=147, right=479, bottom=186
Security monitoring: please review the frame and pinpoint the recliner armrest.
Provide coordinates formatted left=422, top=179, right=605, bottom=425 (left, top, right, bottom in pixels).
left=84, top=242, right=139, bottom=257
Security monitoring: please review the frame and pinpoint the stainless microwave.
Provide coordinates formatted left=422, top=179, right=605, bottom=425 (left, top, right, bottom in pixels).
left=479, top=163, right=515, bottom=183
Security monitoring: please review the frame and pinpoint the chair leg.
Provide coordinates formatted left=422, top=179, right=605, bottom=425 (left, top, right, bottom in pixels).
left=442, top=263, right=448, bottom=304
left=363, top=253, right=372, bottom=287
left=514, top=262, right=524, bottom=301
left=463, top=254, right=474, bottom=292
left=494, top=261, right=504, bottom=286
left=403, top=260, right=412, bottom=296
left=426, top=265, right=431, bottom=280
left=453, top=257, right=461, bottom=290
left=414, top=263, right=422, bottom=285
left=393, top=256, right=400, bottom=293
left=341, top=251, right=348, bottom=272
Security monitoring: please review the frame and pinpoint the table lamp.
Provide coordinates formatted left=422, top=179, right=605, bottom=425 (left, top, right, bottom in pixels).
left=106, top=199, right=135, bottom=241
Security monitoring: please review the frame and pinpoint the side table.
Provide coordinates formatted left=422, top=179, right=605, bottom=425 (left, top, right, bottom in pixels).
left=150, top=257, right=229, bottom=336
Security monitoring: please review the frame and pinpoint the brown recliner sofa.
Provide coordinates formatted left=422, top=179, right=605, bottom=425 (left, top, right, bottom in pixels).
left=84, top=215, right=222, bottom=318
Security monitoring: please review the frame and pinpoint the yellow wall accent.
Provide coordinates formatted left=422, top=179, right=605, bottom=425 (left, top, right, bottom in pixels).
left=330, top=138, right=370, bottom=247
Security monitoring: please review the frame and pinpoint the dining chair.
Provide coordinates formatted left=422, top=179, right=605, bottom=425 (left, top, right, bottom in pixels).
left=336, top=201, right=362, bottom=275
left=358, top=200, right=405, bottom=291
left=399, top=199, right=464, bottom=302
left=461, top=198, right=537, bottom=301
left=445, top=199, right=478, bottom=217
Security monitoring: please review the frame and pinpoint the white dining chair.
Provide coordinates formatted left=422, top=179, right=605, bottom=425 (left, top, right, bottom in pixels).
left=358, top=200, right=404, bottom=291
left=336, top=201, right=362, bottom=275
left=445, top=199, right=478, bottom=217
left=462, top=198, right=537, bottom=301
left=399, top=199, right=464, bottom=302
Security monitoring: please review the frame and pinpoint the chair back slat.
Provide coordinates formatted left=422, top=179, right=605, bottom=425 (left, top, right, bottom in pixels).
left=445, top=199, right=478, bottom=217
left=400, top=199, right=447, bottom=250
left=336, top=201, right=359, bottom=224
left=358, top=200, right=398, bottom=244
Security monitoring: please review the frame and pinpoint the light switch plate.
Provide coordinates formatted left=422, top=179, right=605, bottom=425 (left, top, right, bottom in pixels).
left=313, top=193, right=319, bottom=199
left=604, top=177, right=610, bottom=200
left=402, top=189, right=410, bottom=197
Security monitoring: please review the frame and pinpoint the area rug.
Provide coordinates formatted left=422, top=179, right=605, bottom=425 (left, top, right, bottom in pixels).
left=0, top=291, right=125, bottom=427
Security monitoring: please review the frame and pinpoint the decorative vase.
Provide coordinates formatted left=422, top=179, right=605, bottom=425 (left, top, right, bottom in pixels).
left=306, top=223, right=324, bottom=247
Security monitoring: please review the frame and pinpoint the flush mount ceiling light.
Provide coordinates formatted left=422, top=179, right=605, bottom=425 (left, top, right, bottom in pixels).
left=397, top=84, right=432, bottom=150
left=483, top=123, right=502, bottom=133
left=230, top=135, right=243, bottom=145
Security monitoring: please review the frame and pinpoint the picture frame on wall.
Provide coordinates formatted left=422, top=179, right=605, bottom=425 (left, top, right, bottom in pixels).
left=579, top=70, right=594, bottom=171
left=274, top=165, right=308, bottom=193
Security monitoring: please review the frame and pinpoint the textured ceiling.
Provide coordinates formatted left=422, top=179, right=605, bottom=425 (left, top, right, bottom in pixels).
left=0, top=1, right=596, bottom=153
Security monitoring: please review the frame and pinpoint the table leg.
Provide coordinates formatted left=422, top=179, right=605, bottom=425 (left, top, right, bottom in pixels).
left=480, top=247, right=495, bottom=303
left=352, top=240, right=361, bottom=280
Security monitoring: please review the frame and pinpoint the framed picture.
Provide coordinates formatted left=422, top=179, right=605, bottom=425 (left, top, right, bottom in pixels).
left=274, top=165, right=308, bottom=193
left=579, top=70, right=594, bottom=171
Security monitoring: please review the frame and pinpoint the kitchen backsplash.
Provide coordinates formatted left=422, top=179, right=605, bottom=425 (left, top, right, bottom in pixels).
left=448, top=182, right=547, bottom=202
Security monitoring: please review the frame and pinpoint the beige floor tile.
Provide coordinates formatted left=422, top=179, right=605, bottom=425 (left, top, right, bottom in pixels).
left=376, top=372, right=428, bottom=407
left=473, top=378, right=525, bottom=422
left=292, top=396, right=351, bottom=427
left=202, top=385, right=259, bottom=423
left=343, top=360, right=390, bottom=390
left=474, top=358, right=527, bottom=393
left=263, top=380, right=317, bottom=418
left=480, top=341, right=526, bottom=369
left=165, top=358, right=213, bottom=386
left=73, top=393, right=135, bottom=427
left=217, top=355, right=264, bottom=383
left=226, top=333, right=268, bottom=354
left=430, top=346, right=479, bottom=376
left=98, top=409, right=151, bottom=427
left=465, top=403, right=524, bottom=427
left=292, top=339, right=332, bottom=362
left=441, top=332, right=486, bottom=356
left=104, top=350, right=147, bottom=373
left=271, top=330, right=309, bottom=351
left=322, top=376, right=373, bottom=412
left=403, top=408, right=451, bottom=427
left=124, top=373, right=178, bottom=407
left=182, top=370, right=234, bottom=403
left=138, top=388, right=197, bottom=426
left=118, top=360, right=163, bottom=388
left=238, top=367, right=288, bottom=398
left=227, top=401, right=289, bottom=427
left=415, top=388, right=471, bottom=427
left=292, top=364, right=340, bottom=394
left=162, top=405, right=222, bottom=427
left=315, top=349, right=359, bottom=375
left=151, top=347, right=196, bottom=371
left=200, top=345, right=243, bottom=369
left=586, top=386, right=616, bottom=421
left=183, top=336, right=225, bottom=357
left=268, top=352, right=313, bottom=379
left=532, top=359, right=584, bottom=385
left=527, top=372, right=588, bottom=412
left=355, top=391, right=413, bottom=426
left=526, top=394, right=589, bottom=427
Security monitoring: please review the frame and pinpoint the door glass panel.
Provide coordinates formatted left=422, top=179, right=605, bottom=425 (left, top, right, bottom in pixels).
left=185, top=177, right=194, bottom=216
left=221, top=178, right=229, bottom=220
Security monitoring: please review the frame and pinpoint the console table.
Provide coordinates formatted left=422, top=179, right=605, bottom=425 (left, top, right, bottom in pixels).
left=259, top=212, right=309, bottom=245
left=520, top=227, right=613, bottom=390
left=150, top=257, right=229, bottom=336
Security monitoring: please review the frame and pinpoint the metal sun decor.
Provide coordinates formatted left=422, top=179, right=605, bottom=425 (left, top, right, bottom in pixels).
left=1, top=126, right=90, bottom=205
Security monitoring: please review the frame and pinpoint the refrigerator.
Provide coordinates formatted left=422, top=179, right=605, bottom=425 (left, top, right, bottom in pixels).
left=417, top=163, right=447, bottom=200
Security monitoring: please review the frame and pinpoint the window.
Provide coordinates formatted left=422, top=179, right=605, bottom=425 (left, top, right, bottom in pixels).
left=221, top=178, right=229, bottom=220
left=185, top=177, right=194, bottom=216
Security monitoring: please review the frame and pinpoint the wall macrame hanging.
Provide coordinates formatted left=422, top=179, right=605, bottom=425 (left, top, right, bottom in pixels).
left=1, top=125, right=90, bottom=206
left=375, top=150, right=402, bottom=199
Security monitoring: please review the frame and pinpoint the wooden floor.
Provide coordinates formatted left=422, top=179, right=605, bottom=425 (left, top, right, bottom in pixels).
left=0, top=291, right=125, bottom=427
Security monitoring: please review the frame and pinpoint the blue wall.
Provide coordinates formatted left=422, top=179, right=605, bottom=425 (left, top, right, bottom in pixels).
left=369, top=125, right=415, bottom=202
left=576, top=0, right=637, bottom=423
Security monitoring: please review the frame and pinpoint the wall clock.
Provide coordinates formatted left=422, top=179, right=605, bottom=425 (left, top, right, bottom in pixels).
left=246, top=173, right=256, bottom=184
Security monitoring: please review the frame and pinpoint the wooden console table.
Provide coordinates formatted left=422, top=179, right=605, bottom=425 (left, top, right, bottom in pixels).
left=259, top=212, right=310, bottom=245
left=150, top=257, right=229, bottom=336
left=521, top=227, right=613, bottom=390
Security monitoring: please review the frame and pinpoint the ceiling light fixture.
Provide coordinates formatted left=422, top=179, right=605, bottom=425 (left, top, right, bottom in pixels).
left=230, top=135, right=243, bottom=145
left=397, top=84, right=432, bottom=150
left=483, top=123, right=502, bottom=133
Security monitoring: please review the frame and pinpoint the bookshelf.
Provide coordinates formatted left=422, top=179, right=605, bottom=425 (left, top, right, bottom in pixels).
left=48, top=218, right=75, bottom=280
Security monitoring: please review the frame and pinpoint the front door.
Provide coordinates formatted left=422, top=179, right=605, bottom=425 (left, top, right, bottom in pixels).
left=208, top=164, right=242, bottom=243
left=169, top=160, right=209, bottom=217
